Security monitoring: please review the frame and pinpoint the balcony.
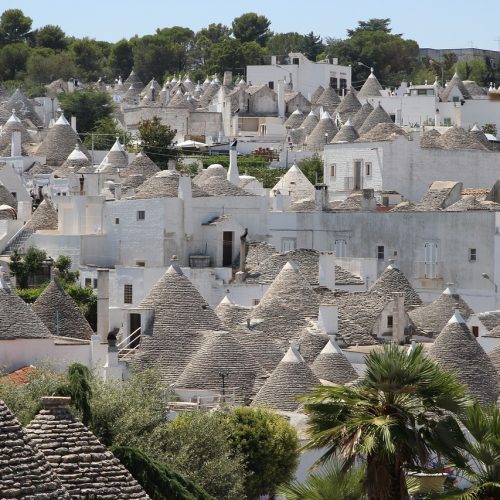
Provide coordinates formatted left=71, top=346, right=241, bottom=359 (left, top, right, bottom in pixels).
left=413, top=261, right=443, bottom=279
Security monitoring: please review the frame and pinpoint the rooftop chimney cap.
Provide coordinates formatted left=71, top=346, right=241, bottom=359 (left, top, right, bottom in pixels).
left=41, top=396, right=71, bottom=409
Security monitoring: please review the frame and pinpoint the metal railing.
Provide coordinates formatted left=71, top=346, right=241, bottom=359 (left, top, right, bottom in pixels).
left=413, top=261, right=443, bottom=279
left=167, top=388, right=239, bottom=411
left=117, top=326, right=141, bottom=358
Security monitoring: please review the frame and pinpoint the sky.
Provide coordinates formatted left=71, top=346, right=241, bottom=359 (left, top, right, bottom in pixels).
left=7, top=0, right=500, bottom=50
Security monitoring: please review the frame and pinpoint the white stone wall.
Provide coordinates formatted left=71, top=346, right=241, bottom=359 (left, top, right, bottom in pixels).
left=324, top=133, right=500, bottom=202
left=268, top=209, right=498, bottom=311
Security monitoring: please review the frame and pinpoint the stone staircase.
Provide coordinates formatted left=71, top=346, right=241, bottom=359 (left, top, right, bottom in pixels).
left=2, top=227, right=34, bottom=256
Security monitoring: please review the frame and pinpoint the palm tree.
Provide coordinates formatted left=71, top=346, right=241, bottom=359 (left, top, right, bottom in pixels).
left=278, top=461, right=365, bottom=500
left=301, top=343, right=470, bottom=500
left=453, top=403, right=500, bottom=499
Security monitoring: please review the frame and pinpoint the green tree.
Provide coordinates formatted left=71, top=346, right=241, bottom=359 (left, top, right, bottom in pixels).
left=155, top=26, right=195, bottom=73
left=109, top=39, right=133, bottom=78
left=70, top=37, right=106, bottom=81
left=347, top=18, right=392, bottom=36
left=138, top=116, right=176, bottom=168
left=455, top=58, right=488, bottom=85
left=279, top=462, right=365, bottom=500
left=266, top=33, right=307, bottom=57
left=57, top=363, right=93, bottom=425
left=26, top=48, right=76, bottom=85
left=0, top=42, right=29, bottom=80
left=112, top=446, right=216, bottom=500
left=84, top=116, right=127, bottom=151
left=302, top=344, right=470, bottom=500
left=232, top=12, right=271, bottom=46
left=9, top=246, right=47, bottom=288
left=483, top=123, right=497, bottom=136
left=53, top=254, right=79, bottom=283
left=224, top=407, right=299, bottom=498
left=325, top=19, right=419, bottom=87
left=58, top=90, right=113, bottom=135
left=132, top=34, right=174, bottom=82
left=148, top=411, right=247, bottom=500
left=33, top=24, right=67, bottom=51
left=0, top=9, right=32, bottom=45
left=303, top=32, right=324, bottom=61
left=453, top=403, right=500, bottom=499
left=299, top=155, right=323, bottom=184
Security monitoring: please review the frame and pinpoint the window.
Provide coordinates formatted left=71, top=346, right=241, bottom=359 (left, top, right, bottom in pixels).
left=136, top=260, right=145, bottom=267
left=84, top=278, right=92, bottom=288
left=124, top=284, right=133, bottom=304
left=469, top=248, right=477, bottom=262
left=329, top=77, right=338, bottom=90
left=137, top=210, right=145, bottom=221
left=387, top=315, right=393, bottom=328
left=472, top=326, right=479, bottom=338
left=339, top=78, right=347, bottom=93
left=389, top=114, right=396, bottom=123
left=252, top=299, right=260, bottom=306
left=268, top=81, right=274, bottom=90
left=292, top=57, right=300, bottom=65
left=452, top=96, right=460, bottom=103
left=382, top=196, right=389, bottom=207
left=330, top=164, right=336, bottom=177
left=443, top=117, right=451, bottom=126
left=281, top=237, right=296, bottom=252
left=10, top=192, right=16, bottom=199
left=365, top=162, right=372, bottom=176
left=334, top=239, right=347, bottom=258
left=377, top=245, right=385, bottom=260
left=93, top=278, right=98, bottom=288
left=115, top=218, right=120, bottom=225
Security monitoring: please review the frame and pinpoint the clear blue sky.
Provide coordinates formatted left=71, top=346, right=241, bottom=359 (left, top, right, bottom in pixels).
left=9, top=0, right=500, bottom=50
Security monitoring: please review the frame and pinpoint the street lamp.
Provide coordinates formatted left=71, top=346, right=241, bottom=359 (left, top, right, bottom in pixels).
left=357, top=62, right=373, bottom=72
left=429, top=60, right=444, bottom=86
left=482, top=272, right=498, bottom=293
left=324, top=132, right=329, bottom=144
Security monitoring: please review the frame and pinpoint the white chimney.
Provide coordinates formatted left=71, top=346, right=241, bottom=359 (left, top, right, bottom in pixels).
left=97, top=268, right=110, bottom=342
left=114, top=183, right=122, bottom=200
left=277, top=79, right=285, bottom=118
left=314, top=184, right=328, bottom=210
left=103, top=334, right=122, bottom=380
left=391, top=292, right=406, bottom=342
left=223, top=71, right=232, bottom=86
left=318, top=304, right=338, bottom=335
left=319, top=251, right=336, bottom=290
left=178, top=174, right=193, bottom=237
left=71, top=115, right=77, bottom=132
left=227, top=139, right=239, bottom=185
left=10, top=128, right=21, bottom=157
left=361, top=189, right=376, bottom=211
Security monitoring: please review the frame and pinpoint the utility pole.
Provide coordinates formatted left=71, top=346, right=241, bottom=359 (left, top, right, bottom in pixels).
left=218, top=372, right=229, bottom=403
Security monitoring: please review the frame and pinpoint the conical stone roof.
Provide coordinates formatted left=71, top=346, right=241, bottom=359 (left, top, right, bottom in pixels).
left=284, top=109, right=305, bottom=129
left=437, top=126, right=488, bottom=151
left=135, top=265, right=224, bottom=384
left=358, top=69, right=383, bottom=98
left=350, top=101, right=374, bottom=130
left=331, top=118, right=359, bottom=143
left=358, top=103, right=393, bottom=135
left=32, top=277, right=93, bottom=340
left=175, top=330, right=267, bottom=404
left=0, top=110, right=31, bottom=155
left=429, top=311, right=499, bottom=404
left=420, top=128, right=442, bottom=148
left=0, top=183, right=17, bottom=208
left=369, top=264, right=422, bottom=308
left=120, top=152, right=160, bottom=179
left=193, top=164, right=226, bottom=184
left=25, top=198, right=58, bottom=231
left=307, top=111, right=338, bottom=150
left=56, top=143, right=91, bottom=177
left=336, top=88, right=362, bottom=121
left=300, top=110, right=320, bottom=136
left=489, top=344, right=500, bottom=374
left=409, top=286, right=474, bottom=338
left=315, top=86, right=341, bottom=114
left=469, top=124, right=493, bottom=150
left=36, top=114, right=90, bottom=166
left=0, top=399, right=69, bottom=498
left=99, top=137, right=128, bottom=173
left=441, top=72, right=471, bottom=101
left=128, top=170, right=209, bottom=199
left=25, top=397, right=149, bottom=499
left=4, top=88, right=43, bottom=127
left=124, top=70, right=144, bottom=91
left=297, top=326, right=329, bottom=364
left=0, top=281, right=52, bottom=339
left=310, top=85, right=325, bottom=105
left=311, top=339, right=358, bottom=384
left=215, top=295, right=251, bottom=329
left=249, top=261, right=320, bottom=345
left=272, top=163, right=315, bottom=203
left=357, top=122, right=406, bottom=142
left=251, top=346, right=320, bottom=411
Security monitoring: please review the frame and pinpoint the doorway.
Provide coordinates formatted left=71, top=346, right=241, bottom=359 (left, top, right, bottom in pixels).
left=129, top=313, right=141, bottom=349
left=223, top=231, right=234, bottom=267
